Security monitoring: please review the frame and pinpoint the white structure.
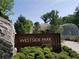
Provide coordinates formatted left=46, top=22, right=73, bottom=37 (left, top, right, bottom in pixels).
left=40, top=23, right=50, bottom=31
left=58, top=23, right=79, bottom=40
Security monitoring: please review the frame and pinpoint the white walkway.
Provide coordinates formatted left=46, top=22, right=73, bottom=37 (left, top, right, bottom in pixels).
left=61, top=40, right=79, bottom=54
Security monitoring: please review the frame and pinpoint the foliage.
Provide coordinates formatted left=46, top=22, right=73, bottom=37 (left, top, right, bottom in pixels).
left=33, top=22, right=41, bottom=33
left=19, top=47, right=45, bottom=59
left=43, top=47, right=55, bottom=59
left=41, top=10, right=59, bottom=24
left=62, top=46, right=79, bottom=58
left=73, top=6, right=79, bottom=28
left=62, top=15, right=75, bottom=24
left=62, top=46, right=72, bottom=53
left=76, top=54, right=79, bottom=59
left=41, top=10, right=63, bottom=33
left=0, top=0, right=14, bottom=16
left=40, top=6, right=79, bottom=33
left=13, top=52, right=25, bottom=59
left=56, top=51, right=70, bottom=59
left=0, top=12, right=9, bottom=20
left=14, top=15, right=33, bottom=33
left=61, top=6, right=79, bottom=28
left=13, top=46, right=79, bottom=59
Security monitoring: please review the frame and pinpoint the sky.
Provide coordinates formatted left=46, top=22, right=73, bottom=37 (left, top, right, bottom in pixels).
left=10, top=0, right=79, bottom=23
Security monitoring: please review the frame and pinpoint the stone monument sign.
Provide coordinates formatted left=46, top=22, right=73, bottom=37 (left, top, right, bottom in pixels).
left=0, top=17, right=16, bottom=59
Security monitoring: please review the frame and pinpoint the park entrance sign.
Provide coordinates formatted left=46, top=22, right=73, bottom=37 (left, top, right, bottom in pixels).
left=15, top=33, right=61, bottom=52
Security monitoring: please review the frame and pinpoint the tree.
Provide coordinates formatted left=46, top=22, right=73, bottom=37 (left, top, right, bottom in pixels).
left=41, top=10, right=59, bottom=24
left=62, top=15, right=75, bottom=24
left=33, top=22, right=40, bottom=33
left=73, top=6, right=79, bottom=28
left=0, top=0, right=14, bottom=16
left=41, top=10, right=59, bottom=32
left=14, top=15, right=33, bottom=34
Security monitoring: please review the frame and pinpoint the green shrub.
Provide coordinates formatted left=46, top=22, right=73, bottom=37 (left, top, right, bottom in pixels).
left=43, top=47, right=55, bottom=59
left=69, top=51, right=78, bottom=57
left=20, top=47, right=30, bottom=55
left=57, top=51, right=71, bottom=59
left=13, top=52, right=25, bottom=59
left=34, top=48, right=45, bottom=59
left=60, top=51, right=69, bottom=56
left=35, top=53, right=45, bottom=59
left=43, top=47, right=51, bottom=54
left=62, top=46, right=79, bottom=58
left=75, top=54, right=79, bottom=59
left=62, top=46, right=72, bottom=52
left=45, top=53, right=56, bottom=59
left=20, top=47, right=45, bottom=59
left=13, top=46, right=79, bottom=59
left=25, top=53, right=35, bottom=59
left=12, top=55, right=20, bottom=59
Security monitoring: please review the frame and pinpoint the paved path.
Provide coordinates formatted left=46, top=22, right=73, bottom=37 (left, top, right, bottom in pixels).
left=61, top=40, right=79, bottom=54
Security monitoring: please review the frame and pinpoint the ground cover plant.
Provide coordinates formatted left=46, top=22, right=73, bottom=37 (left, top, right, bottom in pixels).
left=13, top=46, right=79, bottom=59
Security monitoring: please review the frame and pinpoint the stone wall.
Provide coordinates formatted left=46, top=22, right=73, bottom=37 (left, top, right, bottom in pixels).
left=0, top=17, right=16, bottom=59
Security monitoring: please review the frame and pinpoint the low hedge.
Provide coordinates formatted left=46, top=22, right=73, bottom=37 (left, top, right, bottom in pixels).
left=13, top=46, right=79, bottom=59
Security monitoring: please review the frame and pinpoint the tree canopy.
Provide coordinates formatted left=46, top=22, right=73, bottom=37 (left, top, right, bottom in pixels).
left=33, top=22, right=40, bottom=33
left=0, top=0, right=14, bottom=16
left=62, top=6, right=79, bottom=28
left=14, top=5, right=79, bottom=34
left=62, top=15, right=75, bottom=24
left=41, top=10, right=59, bottom=24
left=41, top=10, right=61, bottom=32
left=14, top=15, right=33, bottom=34
left=73, top=6, right=79, bottom=28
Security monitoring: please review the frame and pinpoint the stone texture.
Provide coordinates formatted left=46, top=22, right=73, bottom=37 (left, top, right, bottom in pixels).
left=0, top=17, right=16, bottom=59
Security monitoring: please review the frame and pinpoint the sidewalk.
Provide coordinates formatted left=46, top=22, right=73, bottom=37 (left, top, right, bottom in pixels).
left=61, top=40, right=79, bottom=54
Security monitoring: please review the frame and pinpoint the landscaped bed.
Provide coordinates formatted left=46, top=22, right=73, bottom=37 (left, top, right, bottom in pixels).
left=13, top=46, right=79, bottom=59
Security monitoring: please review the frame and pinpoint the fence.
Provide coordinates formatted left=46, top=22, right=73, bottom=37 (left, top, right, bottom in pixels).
left=15, top=33, right=61, bottom=52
